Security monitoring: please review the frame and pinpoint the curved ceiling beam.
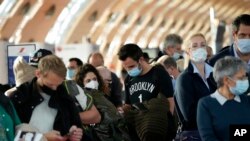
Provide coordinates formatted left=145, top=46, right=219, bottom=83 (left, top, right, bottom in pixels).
left=0, top=0, right=35, bottom=40
left=87, top=0, right=119, bottom=43
left=65, top=0, right=114, bottom=43
left=96, top=0, right=138, bottom=54
left=105, top=0, right=153, bottom=53
left=19, top=0, right=69, bottom=43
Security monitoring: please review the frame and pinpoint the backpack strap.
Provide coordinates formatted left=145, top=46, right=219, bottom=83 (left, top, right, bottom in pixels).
left=174, top=96, right=185, bottom=133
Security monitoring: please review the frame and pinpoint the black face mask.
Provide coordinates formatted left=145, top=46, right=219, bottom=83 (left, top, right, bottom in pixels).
left=40, top=85, right=57, bottom=95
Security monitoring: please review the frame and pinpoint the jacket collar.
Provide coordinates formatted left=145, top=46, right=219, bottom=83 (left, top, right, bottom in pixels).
left=28, top=77, right=63, bottom=109
left=191, top=62, right=213, bottom=79
left=232, top=44, right=250, bottom=65
left=186, top=61, right=212, bottom=75
left=229, top=44, right=235, bottom=56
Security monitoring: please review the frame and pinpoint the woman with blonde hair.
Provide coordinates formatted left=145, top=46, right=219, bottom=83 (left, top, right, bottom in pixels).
left=174, top=33, right=217, bottom=141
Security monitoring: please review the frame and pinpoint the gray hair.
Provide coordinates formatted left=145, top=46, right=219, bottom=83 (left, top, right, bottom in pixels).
left=213, top=56, right=247, bottom=87
left=161, top=34, right=183, bottom=51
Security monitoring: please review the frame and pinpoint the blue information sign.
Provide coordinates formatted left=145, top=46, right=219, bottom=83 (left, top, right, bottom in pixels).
left=7, top=44, right=36, bottom=85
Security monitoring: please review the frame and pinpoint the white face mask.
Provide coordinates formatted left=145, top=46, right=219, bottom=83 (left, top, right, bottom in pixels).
left=85, top=80, right=99, bottom=90
left=190, top=47, right=207, bottom=63
left=237, top=39, right=250, bottom=54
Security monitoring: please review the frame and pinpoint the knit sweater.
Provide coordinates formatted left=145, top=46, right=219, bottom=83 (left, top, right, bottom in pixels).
left=197, top=91, right=250, bottom=141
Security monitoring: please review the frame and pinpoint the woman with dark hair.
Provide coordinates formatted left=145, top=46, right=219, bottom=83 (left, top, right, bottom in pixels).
left=74, top=64, right=131, bottom=141
left=0, top=91, right=21, bottom=140
left=75, top=63, right=110, bottom=95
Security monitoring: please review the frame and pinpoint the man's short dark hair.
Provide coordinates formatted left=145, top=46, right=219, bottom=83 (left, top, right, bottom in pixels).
left=232, top=14, right=250, bottom=33
left=163, top=57, right=177, bottom=68
left=118, top=43, right=143, bottom=61
left=69, top=57, right=83, bottom=67
left=143, top=52, right=150, bottom=62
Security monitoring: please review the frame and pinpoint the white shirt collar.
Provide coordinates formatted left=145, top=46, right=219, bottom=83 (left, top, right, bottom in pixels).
left=192, top=62, right=213, bottom=79
left=210, top=90, right=241, bottom=105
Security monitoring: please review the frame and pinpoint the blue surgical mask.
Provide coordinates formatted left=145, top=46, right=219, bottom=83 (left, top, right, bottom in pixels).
left=128, top=65, right=142, bottom=77
left=229, top=79, right=249, bottom=96
left=191, top=47, right=207, bottom=63
left=237, top=39, right=250, bottom=54
left=66, top=68, right=76, bottom=80
left=173, top=52, right=181, bottom=60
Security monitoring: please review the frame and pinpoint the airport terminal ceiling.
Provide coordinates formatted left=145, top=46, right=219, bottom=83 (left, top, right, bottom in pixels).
left=0, top=0, right=249, bottom=69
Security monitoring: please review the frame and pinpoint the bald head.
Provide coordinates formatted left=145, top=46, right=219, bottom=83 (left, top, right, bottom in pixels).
left=96, top=66, right=111, bottom=81
left=88, top=52, right=104, bottom=67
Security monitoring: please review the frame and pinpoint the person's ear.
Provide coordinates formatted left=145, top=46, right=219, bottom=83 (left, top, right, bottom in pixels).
left=224, top=76, right=233, bottom=87
left=138, top=56, right=144, bottom=63
left=232, top=31, right=238, bottom=42
left=186, top=48, right=192, bottom=56
left=35, top=69, right=41, bottom=78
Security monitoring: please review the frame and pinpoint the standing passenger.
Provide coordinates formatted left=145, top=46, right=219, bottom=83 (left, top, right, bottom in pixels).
left=209, top=14, right=250, bottom=68
left=118, top=43, right=175, bottom=141
left=10, top=55, right=83, bottom=141
left=66, top=57, right=83, bottom=80
left=198, top=56, right=250, bottom=141
left=88, top=52, right=123, bottom=107
left=157, top=34, right=184, bottom=61
left=0, top=91, right=21, bottom=141
left=175, top=33, right=217, bottom=141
